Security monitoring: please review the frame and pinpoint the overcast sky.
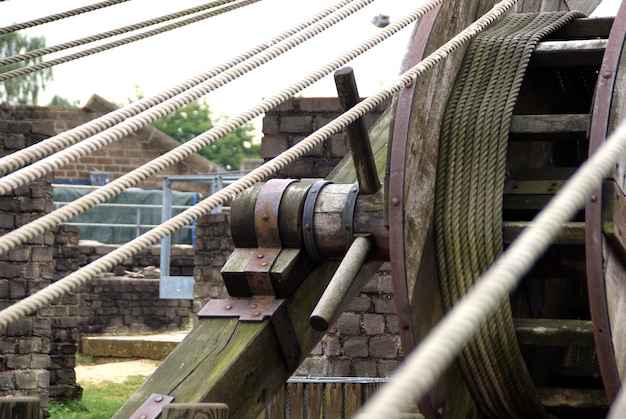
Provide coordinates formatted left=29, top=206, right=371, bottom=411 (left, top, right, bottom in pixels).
left=0, top=0, right=622, bottom=137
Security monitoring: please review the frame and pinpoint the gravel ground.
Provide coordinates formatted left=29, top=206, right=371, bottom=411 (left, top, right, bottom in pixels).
left=76, top=359, right=160, bottom=384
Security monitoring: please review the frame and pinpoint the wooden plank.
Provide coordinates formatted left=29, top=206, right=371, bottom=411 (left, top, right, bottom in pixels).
left=287, top=383, right=304, bottom=419
left=343, top=382, right=362, bottom=418
left=513, top=318, right=594, bottom=346
left=270, top=385, right=285, bottom=419
left=307, top=383, right=324, bottom=419
left=537, top=387, right=608, bottom=410
left=602, top=180, right=626, bottom=264
left=162, top=403, right=229, bottom=419
left=114, top=262, right=340, bottom=418
left=531, top=39, right=607, bottom=66
left=547, top=17, right=613, bottom=40
left=503, top=221, right=585, bottom=245
left=509, top=114, right=589, bottom=141
left=0, top=397, right=39, bottom=419
left=326, top=382, right=343, bottom=419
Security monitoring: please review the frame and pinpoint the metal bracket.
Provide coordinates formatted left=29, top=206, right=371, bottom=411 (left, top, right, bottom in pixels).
left=343, top=183, right=359, bottom=249
left=198, top=298, right=302, bottom=370
left=130, top=393, right=174, bottom=419
left=303, top=180, right=332, bottom=262
left=245, top=180, right=296, bottom=295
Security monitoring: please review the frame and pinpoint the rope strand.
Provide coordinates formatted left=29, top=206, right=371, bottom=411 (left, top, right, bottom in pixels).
left=0, top=0, right=446, bottom=330
left=0, top=0, right=130, bottom=35
left=0, top=0, right=352, bottom=176
left=0, top=0, right=239, bottom=68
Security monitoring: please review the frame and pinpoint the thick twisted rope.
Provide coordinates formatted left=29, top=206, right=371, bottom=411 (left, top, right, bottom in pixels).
left=0, top=0, right=371, bottom=193
left=0, top=0, right=259, bottom=83
left=0, top=0, right=130, bottom=35
left=0, top=0, right=446, bottom=331
left=356, top=114, right=626, bottom=419
left=434, top=11, right=584, bottom=418
left=0, top=0, right=240, bottom=68
left=0, top=0, right=353, bottom=176
left=0, top=0, right=440, bottom=257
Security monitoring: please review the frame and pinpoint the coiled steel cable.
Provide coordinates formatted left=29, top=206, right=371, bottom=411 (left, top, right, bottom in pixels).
left=0, top=0, right=240, bottom=68
left=0, top=0, right=259, bottom=83
left=355, top=106, right=626, bottom=419
left=0, top=0, right=353, bottom=175
left=0, top=0, right=437, bottom=257
left=0, top=0, right=130, bottom=35
left=0, top=0, right=446, bottom=330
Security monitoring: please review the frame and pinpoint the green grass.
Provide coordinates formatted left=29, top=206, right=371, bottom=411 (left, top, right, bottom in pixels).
left=48, top=375, right=146, bottom=418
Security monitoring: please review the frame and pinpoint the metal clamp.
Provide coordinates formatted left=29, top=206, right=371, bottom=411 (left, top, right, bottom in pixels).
left=343, top=183, right=359, bottom=249
left=302, top=180, right=332, bottom=262
left=198, top=298, right=302, bottom=370
left=247, top=179, right=296, bottom=295
left=130, top=393, right=174, bottom=419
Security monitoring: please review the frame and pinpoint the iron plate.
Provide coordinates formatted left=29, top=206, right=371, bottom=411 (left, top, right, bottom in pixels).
left=129, top=393, right=173, bottom=419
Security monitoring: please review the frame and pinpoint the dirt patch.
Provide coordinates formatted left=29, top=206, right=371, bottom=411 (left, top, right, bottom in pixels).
left=76, top=359, right=160, bottom=384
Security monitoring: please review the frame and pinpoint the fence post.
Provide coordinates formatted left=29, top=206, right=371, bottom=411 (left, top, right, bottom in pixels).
left=0, top=397, right=39, bottom=419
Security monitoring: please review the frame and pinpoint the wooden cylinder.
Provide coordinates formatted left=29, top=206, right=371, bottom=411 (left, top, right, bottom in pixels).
left=310, top=236, right=372, bottom=331
left=312, top=185, right=388, bottom=260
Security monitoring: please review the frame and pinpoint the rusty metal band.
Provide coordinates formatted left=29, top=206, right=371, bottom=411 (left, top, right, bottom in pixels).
left=130, top=393, right=174, bottom=419
left=342, top=183, right=359, bottom=250
left=197, top=298, right=301, bottom=370
left=246, top=179, right=296, bottom=295
left=387, top=7, right=440, bottom=419
left=254, top=179, right=296, bottom=248
left=586, top=1, right=626, bottom=402
left=302, top=180, right=332, bottom=262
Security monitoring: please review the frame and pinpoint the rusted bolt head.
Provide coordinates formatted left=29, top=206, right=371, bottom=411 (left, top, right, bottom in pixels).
left=591, top=194, right=598, bottom=202
left=155, top=396, right=163, bottom=402
left=140, top=416, right=147, bottom=419
left=391, top=197, right=400, bottom=206
left=225, top=304, right=232, bottom=310
left=603, top=70, right=612, bottom=79
left=250, top=303, right=257, bottom=309
left=262, top=213, right=269, bottom=220
left=311, top=188, right=318, bottom=194
left=261, top=262, right=268, bottom=267
left=304, top=223, right=311, bottom=231
left=257, top=253, right=264, bottom=259
left=253, top=311, right=261, bottom=316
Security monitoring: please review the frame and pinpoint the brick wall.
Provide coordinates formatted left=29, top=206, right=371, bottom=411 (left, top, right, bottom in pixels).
left=2, top=97, right=220, bottom=193
left=0, top=119, right=54, bottom=413
left=261, top=97, right=389, bottom=178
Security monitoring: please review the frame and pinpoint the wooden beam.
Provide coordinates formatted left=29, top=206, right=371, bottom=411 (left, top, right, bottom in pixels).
left=503, top=221, right=585, bottom=245
left=509, top=114, right=589, bottom=142
left=547, top=17, right=613, bottom=40
left=513, top=318, right=594, bottom=347
left=531, top=39, right=606, bottom=67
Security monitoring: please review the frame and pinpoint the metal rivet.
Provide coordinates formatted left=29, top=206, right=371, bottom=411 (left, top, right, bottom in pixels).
left=603, top=70, right=612, bottom=79
left=591, top=194, right=598, bottom=202
left=140, top=416, right=147, bottom=419
left=391, top=197, right=400, bottom=206
left=257, top=254, right=264, bottom=259
left=351, top=187, right=358, bottom=193
left=261, top=262, right=268, bottom=266
left=155, top=396, right=163, bottom=402
left=262, top=213, right=269, bottom=220
left=304, top=224, right=311, bottom=231
left=225, top=304, right=232, bottom=310
left=253, top=311, right=261, bottom=316
left=344, top=224, right=350, bottom=230
left=311, top=188, right=318, bottom=194
left=250, top=303, right=257, bottom=308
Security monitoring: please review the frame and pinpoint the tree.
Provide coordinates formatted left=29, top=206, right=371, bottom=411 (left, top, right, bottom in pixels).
left=151, top=99, right=260, bottom=170
left=0, top=32, right=53, bottom=105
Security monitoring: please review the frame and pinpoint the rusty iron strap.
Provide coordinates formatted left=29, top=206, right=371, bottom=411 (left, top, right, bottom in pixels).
left=129, top=393, right=174, bottom=419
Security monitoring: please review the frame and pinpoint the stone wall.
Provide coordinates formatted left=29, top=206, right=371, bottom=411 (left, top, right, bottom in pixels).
left=0, top=119, right=54, bottom=413
left=78, top=277, right=191, bottom=335
left=1, top=97, right=220, bottom=193
left=261, top=97, right=389, bottom=178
